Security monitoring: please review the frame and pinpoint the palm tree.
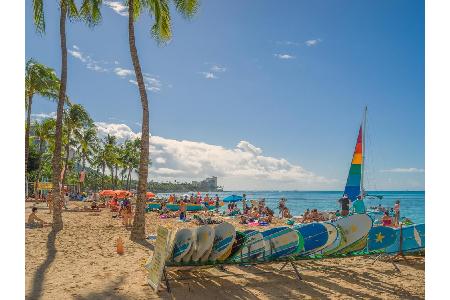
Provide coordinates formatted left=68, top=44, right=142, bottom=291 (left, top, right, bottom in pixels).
left=25, top=59, right=60, bottom=173
left=75, top=126, right=98, bottom=192
left=62, top=104, right=93, bottom=185
left=31, top=118, right=57, bottom=199
left=32, top=0, right=102, bottom=230
left=127, top=0, right=199, bottom=241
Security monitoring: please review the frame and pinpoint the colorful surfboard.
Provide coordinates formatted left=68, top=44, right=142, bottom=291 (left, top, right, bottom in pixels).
left=191, top=225, right=215, bottom=262
left=209, top=222, right=236, bottom=261
left=385, top=224, right=425, bottom=254
left=367, top=226, right=397, bottom=251
left=220, top=231, right=246, bottom=261
left=293, top=223, right=328, bottom=255
left=324, top=214, right=372, bottom=255
left=229, top=230, right=267, bottom=262
left=262, top=227, right=299, bottom=260
left=171, top=228, right=194, bottom=262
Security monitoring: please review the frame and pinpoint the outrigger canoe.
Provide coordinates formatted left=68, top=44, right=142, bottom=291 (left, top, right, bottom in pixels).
left=146, top=202, right=224, bottom=212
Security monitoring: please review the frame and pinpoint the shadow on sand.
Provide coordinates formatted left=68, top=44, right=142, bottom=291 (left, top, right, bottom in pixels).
left=27, top=227, right=60, bottom=300
left=156, top=258, right=424, bottom=300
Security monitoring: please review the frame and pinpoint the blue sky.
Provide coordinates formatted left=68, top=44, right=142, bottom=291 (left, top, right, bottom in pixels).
left=25, top=0, right=424, bottom=190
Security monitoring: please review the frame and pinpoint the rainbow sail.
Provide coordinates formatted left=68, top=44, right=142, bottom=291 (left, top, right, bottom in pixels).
left=343, top=113, right=365, bottom=202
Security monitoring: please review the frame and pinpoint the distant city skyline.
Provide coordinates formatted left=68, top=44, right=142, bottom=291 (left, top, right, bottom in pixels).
left=26, top=0, right=424, bottom=190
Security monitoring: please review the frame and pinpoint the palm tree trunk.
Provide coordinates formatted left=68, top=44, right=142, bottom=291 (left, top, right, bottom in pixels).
left=62, top=126, right=71, bottom=185
left=34, top=139, right=45, bottom=201
left=127, top=168, right=132, bottom=190
left=129, top=0, right=150, bottom=241
left=25, top=95, right=33, bottom=173
left=51, top=4, right=67, bottom=231
left=101, top=164, right=105, bottom=189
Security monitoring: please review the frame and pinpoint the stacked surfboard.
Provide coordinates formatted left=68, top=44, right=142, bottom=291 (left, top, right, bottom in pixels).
left=168, top=215, right=425, bottom=265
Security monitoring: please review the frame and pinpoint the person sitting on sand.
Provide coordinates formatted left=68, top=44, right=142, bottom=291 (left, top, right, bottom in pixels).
left=282, top=207, right=293, bottom=219
left=301, top=209, right=311, bottom=223
left=382, top=211, right=393, bottom=227
left=27, top=207, right=49, bottom=228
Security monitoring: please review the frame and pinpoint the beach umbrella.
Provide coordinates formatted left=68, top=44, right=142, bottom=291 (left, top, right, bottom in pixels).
left=223, top=195, right=243, bottom=203
left=100, top=190, right=115, bottom=197
left=115, top=190, right=131, bottom=199
left=146, top=192, right=156, bottom=199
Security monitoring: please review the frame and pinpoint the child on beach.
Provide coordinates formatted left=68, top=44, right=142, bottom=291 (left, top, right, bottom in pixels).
left=179, top=201, right=187, bottom=221
left=122, top=204, right=133, bottom=227
left=27, top=207, right=49, bottom=228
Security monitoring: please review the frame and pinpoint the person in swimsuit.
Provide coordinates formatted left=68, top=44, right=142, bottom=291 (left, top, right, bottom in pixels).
left=27, top=207, right=49, bottom=228
left=382, top=211, right=393, bottom=227
left=393, top=200, right=400, bottom=226
left=338, top=194, right=350, bottom=216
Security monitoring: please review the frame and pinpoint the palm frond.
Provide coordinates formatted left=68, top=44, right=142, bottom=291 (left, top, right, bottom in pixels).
left=147, top=0, right=172, bottom=44
left=32, top=0, right=46, bottom=33
left=173, top=0, right=199, bottom=19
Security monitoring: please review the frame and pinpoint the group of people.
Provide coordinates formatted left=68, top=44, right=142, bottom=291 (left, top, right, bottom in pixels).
left=238, top=195, right=276, bottom=225
left=108, top=197, right=133, bottom=227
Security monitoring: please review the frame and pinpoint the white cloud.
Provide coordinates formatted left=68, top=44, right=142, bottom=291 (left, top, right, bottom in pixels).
left=95, top=122, right=141, bottom=142
left=274, top=53, right=296, bottom=60
left=380, top=168, right=425, bottom=173
left=30, top=112, right=57, bottom=121
left=104, top=1, right=128, bottom=16
left=114, top=67, right=134, bottom=77
left=69, top=45, right=108, bottom=72
left=305, top=38, right=322, bottom=47
left=276, top=41, right=300, bottom=46
left=92, top=121, right=336, bottom=190
left=68, top=49, right=87, bottom=62
left=201, top=72, right=218, bottom=79
left=211, top=65, right=226, bottom=72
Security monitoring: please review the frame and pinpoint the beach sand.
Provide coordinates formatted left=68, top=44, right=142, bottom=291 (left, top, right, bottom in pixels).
left=25, top=202, right=425, bottom=299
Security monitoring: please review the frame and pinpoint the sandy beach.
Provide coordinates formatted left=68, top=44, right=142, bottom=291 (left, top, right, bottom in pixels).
left=25, top=202, right=424, bottom=300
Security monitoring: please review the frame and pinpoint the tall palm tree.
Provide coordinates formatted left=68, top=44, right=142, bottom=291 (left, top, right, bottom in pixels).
left=127, top=0, right=199, bottom=241
left=32, top=0, right=102, bottom=230
left=25, top=59, right=60, bottom=173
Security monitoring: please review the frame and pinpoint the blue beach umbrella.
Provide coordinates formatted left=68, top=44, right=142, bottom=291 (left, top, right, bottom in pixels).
left=223, top=195, right=243, bottom=203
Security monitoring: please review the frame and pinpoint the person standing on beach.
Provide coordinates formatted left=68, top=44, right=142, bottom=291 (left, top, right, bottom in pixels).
left=352, top=195, right=366, bottom=214
left=338, top=194, right=350, bottom=216
left=215, top=195, right=220, bottom=213
left=179, top=200, right=187, bottom=221
left=242, top=194, right=247, bottom=213
left=394, top=200, right=401, bottom=226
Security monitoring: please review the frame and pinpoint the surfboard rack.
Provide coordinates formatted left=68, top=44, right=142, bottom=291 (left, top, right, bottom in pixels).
left=279, top=259, right=303, bottom=281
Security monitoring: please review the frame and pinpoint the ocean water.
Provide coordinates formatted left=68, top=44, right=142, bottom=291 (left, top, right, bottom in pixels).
left=158, top=191, right=425, bottom=224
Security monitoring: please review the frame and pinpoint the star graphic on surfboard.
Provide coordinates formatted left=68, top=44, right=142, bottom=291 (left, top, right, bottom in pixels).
left=375, top=232, right=385, bottom=243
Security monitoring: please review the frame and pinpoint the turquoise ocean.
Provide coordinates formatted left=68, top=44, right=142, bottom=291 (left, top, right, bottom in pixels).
left=159, top=191, right=425, bottom=224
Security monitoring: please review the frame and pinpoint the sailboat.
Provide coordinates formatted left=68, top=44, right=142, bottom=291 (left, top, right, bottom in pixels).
left=343, top=106, right=367, bottom=202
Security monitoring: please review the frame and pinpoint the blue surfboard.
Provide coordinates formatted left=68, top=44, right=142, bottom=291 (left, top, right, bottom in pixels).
left=367, top=226, right=397, bottom=251
left=385, top=224, right=425, bottom=254
left=293, top=223, right=329, bottom=255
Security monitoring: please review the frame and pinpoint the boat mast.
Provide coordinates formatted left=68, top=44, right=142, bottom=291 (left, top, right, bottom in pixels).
left=361, top=106, right=367, bottom=197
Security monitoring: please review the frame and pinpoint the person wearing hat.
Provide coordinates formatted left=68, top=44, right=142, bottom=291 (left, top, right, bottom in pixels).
left=338, top=194, right=350, bottom=216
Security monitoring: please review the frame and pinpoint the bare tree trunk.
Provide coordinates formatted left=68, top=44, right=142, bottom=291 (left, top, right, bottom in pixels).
left=51, top=4, right=67, bottom=231
left=25, top=95, right=33, bottom=173
left=129, top=0, right=150, bottom=241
